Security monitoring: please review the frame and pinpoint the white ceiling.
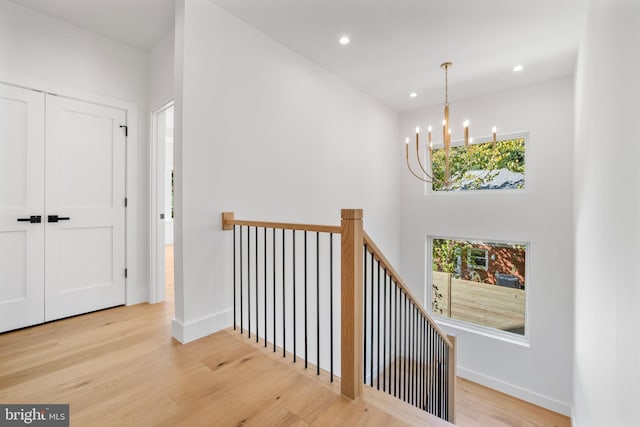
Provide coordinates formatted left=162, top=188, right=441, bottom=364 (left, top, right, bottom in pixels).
left=9, top=0, right=589, bottom=111
left=9, top=0, right=175, bottom=50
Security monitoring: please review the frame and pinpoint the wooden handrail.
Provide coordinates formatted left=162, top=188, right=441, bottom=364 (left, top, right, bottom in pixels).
left=222, top=210, right=455, bottom=421
left=363, top=232, right=452, bottom=348
left=222, top=212, right=340, bottom=234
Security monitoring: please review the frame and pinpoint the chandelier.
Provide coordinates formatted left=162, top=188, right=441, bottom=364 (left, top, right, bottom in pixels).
left=405, top=62, right=497, bottom=188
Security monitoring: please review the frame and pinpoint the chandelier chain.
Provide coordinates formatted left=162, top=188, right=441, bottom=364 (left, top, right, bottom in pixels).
left=444, top=64, right=449, bottom=105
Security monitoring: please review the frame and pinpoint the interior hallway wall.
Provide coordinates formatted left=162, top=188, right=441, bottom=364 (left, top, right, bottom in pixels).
left=172, top=0, right=400, bottom=342
left=573, top=0, right=640, bottom=425
left=399, top=77, right=575, bottom=414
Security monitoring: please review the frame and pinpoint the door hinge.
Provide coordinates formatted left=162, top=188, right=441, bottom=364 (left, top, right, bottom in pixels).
left=119, top=125, right=128, bottom=137
left=124, top=197, right=128, bottom=207
left=124, top=268, right=128, bottom=278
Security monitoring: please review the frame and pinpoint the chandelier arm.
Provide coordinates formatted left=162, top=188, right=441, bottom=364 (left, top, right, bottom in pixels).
left=414, top=141, right=435, bottom=180
left=406, top=146, right=432, bottom=183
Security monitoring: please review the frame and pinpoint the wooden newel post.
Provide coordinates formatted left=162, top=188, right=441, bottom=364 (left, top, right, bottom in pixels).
left=447, top=333, right=457, bottom=423
left=340, top=209, right=364, bottom=400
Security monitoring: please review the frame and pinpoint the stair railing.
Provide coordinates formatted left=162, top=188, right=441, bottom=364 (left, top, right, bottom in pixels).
left=222, top=209, right=456, bottom=423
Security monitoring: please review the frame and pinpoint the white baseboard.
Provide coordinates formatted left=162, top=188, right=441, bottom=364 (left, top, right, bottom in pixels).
left=458, top=366, right=572, bottom=417
left=570, top=405, right=577, bottom=427
left=125, top=286, right=148, bottom=306
left=172, top=308, right=233, bottom=344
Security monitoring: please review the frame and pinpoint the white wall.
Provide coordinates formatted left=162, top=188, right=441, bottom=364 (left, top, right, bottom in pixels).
left=574, top=1, right=640, bottom=425
left=0, top=0, right=149, bottom=303
left=149, top=30, right=175, bottom=112
left=172, top=0, right=400, bottom=342
left=399, top=77, right=575, bottom=414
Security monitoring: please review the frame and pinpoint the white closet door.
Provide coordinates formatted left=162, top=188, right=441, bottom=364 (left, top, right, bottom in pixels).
left=0, top=84, right=45, bottom=332
left=45, top=95, right=126, bottom=321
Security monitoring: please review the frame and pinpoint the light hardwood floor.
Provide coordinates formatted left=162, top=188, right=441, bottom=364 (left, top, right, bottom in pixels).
left=0, top=245, right=569, bottom=426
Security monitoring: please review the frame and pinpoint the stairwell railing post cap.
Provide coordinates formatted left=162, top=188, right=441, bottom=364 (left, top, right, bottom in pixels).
left=341, top=209, right=363, bottom=220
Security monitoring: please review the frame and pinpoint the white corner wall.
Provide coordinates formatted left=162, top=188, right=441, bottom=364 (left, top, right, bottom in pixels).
left=149, top=29, right=175, bottom=112
left=574, top=1, right=640, bottom=425
left=172, top=0, right=400, bottom=343
left=0, top=0, right=150, bottom=303
left=399, top=77, right=575, bottom=414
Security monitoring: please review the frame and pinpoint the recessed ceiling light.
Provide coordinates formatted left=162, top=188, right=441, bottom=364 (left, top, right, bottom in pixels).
left=339, top=36, right=350, bottom=45
left=513, top=65, right=524, bottom=72
left=409, top=92, right=417, bottom=98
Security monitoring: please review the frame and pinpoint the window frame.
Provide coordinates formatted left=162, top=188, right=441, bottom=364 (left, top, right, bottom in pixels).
left=467, top=247, right=489, bottom=270
left=424, top=130, right=529, bottom=195
left=426, top=235, right=530, bottom=346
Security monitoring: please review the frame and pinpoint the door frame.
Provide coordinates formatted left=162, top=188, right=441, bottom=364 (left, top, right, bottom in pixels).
left=0, top=72, right=141, bottom=305
left=149, top=100, right=174, bottom=303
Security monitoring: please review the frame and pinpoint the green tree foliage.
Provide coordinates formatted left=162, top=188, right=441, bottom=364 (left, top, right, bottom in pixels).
left=432, top=239, right=469, bottom=276
left=431, top=138, right=525, bottom=191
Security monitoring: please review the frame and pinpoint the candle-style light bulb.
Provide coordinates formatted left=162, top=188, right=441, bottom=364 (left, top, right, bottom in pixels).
left=448, top=128, right=452, bottom=135
left=416, top=126, right=420, bottom=134
left=442, top=119, right=447, bottom=126
left=428, top=126, right=433, bottom=132
left=463, top=120, right=470, bottom=128
left=405, top=137, right=410, bottom=145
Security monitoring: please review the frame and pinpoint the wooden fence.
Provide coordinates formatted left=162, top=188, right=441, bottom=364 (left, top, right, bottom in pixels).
left=432, top=272, right=525, bottom=332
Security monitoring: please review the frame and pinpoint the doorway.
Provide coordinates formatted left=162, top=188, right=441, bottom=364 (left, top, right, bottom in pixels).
left=0, top=83, right=127, bottom=332
left=151, top=101, right=175, bottom=303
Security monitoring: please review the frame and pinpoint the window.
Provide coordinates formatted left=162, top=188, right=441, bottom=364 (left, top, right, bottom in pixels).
left=467, top=248, right=488, bottom=270
left=431, top=135, right=526, bottom=192
left=431, top=237, right=527, bottom=336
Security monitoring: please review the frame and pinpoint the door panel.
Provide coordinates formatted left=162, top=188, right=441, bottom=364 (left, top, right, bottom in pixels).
left=0, top=84, right=45, bottom=332
left=45, top=95, right=126, bottom=321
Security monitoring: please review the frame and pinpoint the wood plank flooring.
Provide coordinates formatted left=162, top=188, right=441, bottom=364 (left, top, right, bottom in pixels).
left=0, top=245, right=570, bottom=426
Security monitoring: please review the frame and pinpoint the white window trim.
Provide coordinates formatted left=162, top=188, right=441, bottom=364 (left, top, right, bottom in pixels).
left=426, top=235, right=530, bottom=346
left=424, top=130, right=530, bottom=195
left=467, top=247, right=489, bottom=270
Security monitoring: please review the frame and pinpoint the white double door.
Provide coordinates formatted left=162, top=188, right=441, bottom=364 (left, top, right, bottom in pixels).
left=0, top=83, right=126, bottom=333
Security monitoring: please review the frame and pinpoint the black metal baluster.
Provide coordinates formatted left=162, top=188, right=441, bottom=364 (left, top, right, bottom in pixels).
left=409, top=301, right=415, bottom=404
left=329, top=233, right=333, bottom=382
left=431, top=326, right=435, bottom=413
left=383, top=271, right=387, bottom=393
left=248, top=226, right=251, bottom=339
left=404, top=293, right=408, bottom=402
left=412, top=305, right=416, bottom=406
left=255, top=227, right=258, bottom=343
left=394, top=283, right=398, bottom=398
left=439, top=339, right=444, bottom=417
left=264, top=227, right=267, bottom=347
left=233, top=225, right=236, bottom=330
left=377, top=261, right=381, bottom=391
left=283, top=228, right=286, bottom=357
left=440, top=337, right=445, bottom=418
left=304, top=231, right=308, bottom=368
left=370, top=251, right=374, bottom=387
left=316, top=232, right=320, bottom=374
left=414, top=305, right=418, bottom=406
left=420, top=316, right=425, bottom=410
left=428, top=325, right=432, bottom=413
left=273, top=228, right=276, bottom=352
left=293, top=230, right=297, bottom=361
left=363, top=245, right=368, bottom=382
left=447, top=339, right=451, bottom=420
left=240, top=226, right=243, bottom=334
